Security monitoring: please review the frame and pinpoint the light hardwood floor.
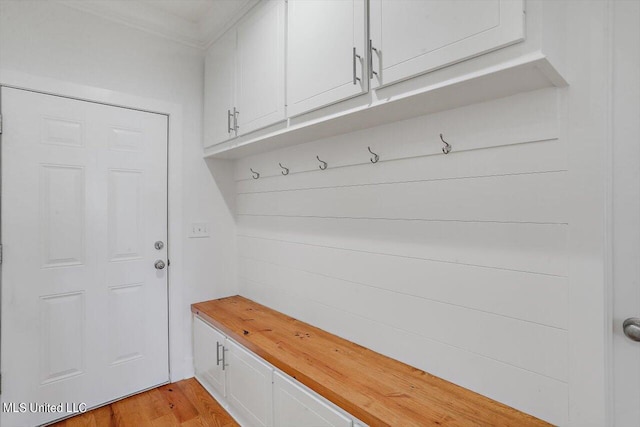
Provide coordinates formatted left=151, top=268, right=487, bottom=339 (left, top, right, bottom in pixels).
left=50, top=378, right=238, bottom=427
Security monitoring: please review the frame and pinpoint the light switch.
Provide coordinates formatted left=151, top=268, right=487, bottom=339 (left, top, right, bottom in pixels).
left=188, top=222, right=210, bottom=238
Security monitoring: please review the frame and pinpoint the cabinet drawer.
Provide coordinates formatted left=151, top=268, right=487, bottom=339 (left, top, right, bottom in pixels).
left=274, top=371, right=352, bottom=427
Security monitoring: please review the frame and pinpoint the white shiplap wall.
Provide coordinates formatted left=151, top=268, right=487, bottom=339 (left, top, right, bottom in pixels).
left=234, top=87, right=567, bottom=425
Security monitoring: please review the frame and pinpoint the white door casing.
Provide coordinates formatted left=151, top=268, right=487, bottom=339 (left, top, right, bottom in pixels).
left=612, top=1, right=640, bottom=425
left=0, top=87, right=169, bottom=427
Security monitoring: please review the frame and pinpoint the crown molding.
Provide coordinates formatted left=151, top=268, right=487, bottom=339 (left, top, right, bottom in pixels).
left=57, top=0, right=205, bottom=49
left=200, top=0, right=260, bottom=48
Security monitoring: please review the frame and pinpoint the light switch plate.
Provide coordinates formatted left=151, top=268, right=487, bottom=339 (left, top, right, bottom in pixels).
left=188, top=222, right=210, bottom=238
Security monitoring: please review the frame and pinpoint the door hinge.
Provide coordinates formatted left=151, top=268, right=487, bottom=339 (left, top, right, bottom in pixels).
left=0, top=113, right=3, bottom=134
left=0, top=244, right=3, bottom=264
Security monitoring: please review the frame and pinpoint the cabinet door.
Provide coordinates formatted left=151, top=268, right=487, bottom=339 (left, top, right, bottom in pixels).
left=235, top=0, right=286, bottom=135
left=204, top=30, right=236, bottom=147
left=226, top=340, right=273, bottom=427
left=369, top=0, right=524, bottom=88
left=287, top=0, right=367, bottom=117
left=193, top=317, right=226, bottom=398
left=273, top=372, right=352, bottom=427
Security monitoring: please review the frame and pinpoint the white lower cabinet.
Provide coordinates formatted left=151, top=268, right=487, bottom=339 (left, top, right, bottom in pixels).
left=273, top=372, right=352, bottom=427
left=193, top=315, right=363, bottom=427
left=193, top=316, right=226, bottom=398
left=226, top=340, right=274, bottom=426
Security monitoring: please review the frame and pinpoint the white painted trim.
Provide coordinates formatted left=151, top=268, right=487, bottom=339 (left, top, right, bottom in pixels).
left=0, top=68, right=188, bottom=383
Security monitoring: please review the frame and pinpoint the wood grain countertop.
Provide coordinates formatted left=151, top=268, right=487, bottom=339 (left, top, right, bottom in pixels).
left=191, top=296, right=550, bottom=427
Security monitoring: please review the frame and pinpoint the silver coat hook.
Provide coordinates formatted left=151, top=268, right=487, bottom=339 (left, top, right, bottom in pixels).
left=279, top=163, right=289, bottom=176
left=316, top=155, right=328, bottom=170
left=440, top=133, right=452, bottom=154
left=368, top=146, right=379, bottom=163
left=250, top=168, right=260, bottom=179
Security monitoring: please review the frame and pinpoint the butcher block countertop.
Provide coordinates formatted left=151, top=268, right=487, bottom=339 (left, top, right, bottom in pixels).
left=191, top=296, right=550, bottom=427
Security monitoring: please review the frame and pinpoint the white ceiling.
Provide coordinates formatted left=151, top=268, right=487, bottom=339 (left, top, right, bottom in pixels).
left=58, top=0, right=257, bottom=48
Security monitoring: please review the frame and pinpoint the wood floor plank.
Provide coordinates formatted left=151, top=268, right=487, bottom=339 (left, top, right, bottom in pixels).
left=50, top=379, right=228, bottom=427
left=158, top=383, right=200, bottom=424
left=177, top=379, right=239, bottom=427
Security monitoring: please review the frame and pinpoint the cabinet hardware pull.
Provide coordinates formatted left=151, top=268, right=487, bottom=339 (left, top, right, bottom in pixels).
left=369, top=40, right=379, bottom=79
left=250, top=168, right=260, bottom=179
left=233, top=107, right=239, bottom=133
left=216, top=341, right=223, bottom=366
left=353, top=47, right=362, bottom=85
left=222, top=346, right=228, bottom=370
left=279, top=163, right=289, bottom=175
left=227, top=110, right=233, bottom=134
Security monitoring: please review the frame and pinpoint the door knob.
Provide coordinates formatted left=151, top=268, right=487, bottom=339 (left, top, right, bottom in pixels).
left=154, top=260, right=166, bottom=270
left=154, top=241, right=164, bottom=250
left=623, top=317, right=640, bottom=341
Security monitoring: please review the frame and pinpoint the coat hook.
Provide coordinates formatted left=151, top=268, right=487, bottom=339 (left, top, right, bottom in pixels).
left=367, top=146, right=379, bottom=163
left=250, top=168, right=260, bottom=179
left=440, top=133, right=452, bottom=154
left=316, top=155, right=328, bottom=170
left=279, top=162, right=289, bottom=176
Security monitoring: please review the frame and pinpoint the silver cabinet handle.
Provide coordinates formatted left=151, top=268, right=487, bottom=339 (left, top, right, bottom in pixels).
left=353, top=47, right=362, bottom=85
left=221, top=346, right=228, bottom=370
left=216, top=341, right=223, bottom=366
left=624, top=318, right=640, bottom=342
left=369, top=40, right=378, bottom=79
left=233, top=107, right=239, bottom=134
left=154, top=260, right=165, bottom=270
left=227, top=109, right=233, bottom=134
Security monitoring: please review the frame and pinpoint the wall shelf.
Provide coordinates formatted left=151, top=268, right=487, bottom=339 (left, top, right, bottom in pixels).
left=204, top=52, right=566, bottom=160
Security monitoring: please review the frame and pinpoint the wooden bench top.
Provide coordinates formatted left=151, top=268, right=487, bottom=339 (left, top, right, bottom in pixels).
left=192, top=296, right=549, bottom=427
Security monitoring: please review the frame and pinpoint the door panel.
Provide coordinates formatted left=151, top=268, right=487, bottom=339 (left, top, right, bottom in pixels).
left=0, top=87, right=169, bottom=427
left=204, top=29, right=236, bottom=147
left=369, top=0, right=524, bottom=88
left=226, top=339, right=273, bottom=427
left=613, top=1, right=640, bottom=425
left=273, top=371, right=352, bottom=427
left=287, top=0, right=366, bottom=117
left=236, top=0, right=286, bottom=134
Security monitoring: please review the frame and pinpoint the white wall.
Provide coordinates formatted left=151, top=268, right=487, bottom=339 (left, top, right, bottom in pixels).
left=233, top=2, right=611, bottom=426
left=0, top=0, right=238, bottom=380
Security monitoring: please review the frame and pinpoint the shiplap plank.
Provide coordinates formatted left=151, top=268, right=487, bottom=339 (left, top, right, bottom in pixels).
left=237, top=138, right=566, bottom=194
left=238, top=170, right=568, bottom=224
left=236, top=235, right=567, bottom=328
left=239, top=278, right=568, bottom=426
left=237, top=215, right=568, bottom=276
left=238, top=256, right=567, bottom=381
left=235, top=87, right=559, bottom=181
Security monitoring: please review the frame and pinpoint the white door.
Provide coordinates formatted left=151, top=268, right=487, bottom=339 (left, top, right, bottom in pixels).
left=204, top=29, right=237, bottom=148
left=226, top=339, right=273, bottom=427
left=287, top=0, right=366, bottom=117
left=369, top=0, right=524, bottom=88
left=0, top=87, right=169, bottom=427
left=193, top=316, right=226, bottom=398
left=613, top=1, right=640, bottom=425
left=235, top=0, right=286, bottom=134
left=273, top=371, right=352, bottom=427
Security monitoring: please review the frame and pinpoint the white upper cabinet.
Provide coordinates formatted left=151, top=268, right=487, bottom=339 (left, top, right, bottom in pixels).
left=203, top=30, right=236, bottom=148
left=287, top=0, right=367, bottom=117
left=236, top=0, right=286, bottom=134
left=369, top=0, right=525, bottom=88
